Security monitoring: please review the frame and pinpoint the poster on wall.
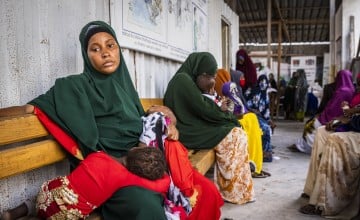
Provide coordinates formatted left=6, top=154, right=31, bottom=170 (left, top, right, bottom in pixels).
left=193, top=0, right=208, bottom=52
left=120, top=0, right=208, bottom=62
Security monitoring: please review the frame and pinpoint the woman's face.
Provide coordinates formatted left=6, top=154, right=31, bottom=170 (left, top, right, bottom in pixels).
left=196, top=73, right=216, bottom=93
left=87, top=32, right=120, bottom=75
left=238, top=57, right=244, bottom=65
left=259, top=79, right=268, bottom=90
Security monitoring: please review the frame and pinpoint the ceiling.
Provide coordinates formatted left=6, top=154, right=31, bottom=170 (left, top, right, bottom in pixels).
left=224, top=0, right=333, bottom=58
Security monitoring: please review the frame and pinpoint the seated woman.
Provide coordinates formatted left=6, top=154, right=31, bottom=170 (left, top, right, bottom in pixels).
left=243, top=74, right=275, bottom=162
left=299, top=113, right=360, bottom=219
left=0, top=21, right=222, bottom=220
left=164, top=52, right=255, bottom=204
left=288, top=69, right=355, bottom=154
left=215, top=68, right=271, bottom=177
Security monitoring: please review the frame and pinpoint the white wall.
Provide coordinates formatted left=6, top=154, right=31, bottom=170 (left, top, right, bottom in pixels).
left=323, top=52, right=331, bottom=85
left=0, top=0, right=110, bottom=108
left=0, top=0, right=239, bottom=212
left=339, top=0, right=360, bottom=71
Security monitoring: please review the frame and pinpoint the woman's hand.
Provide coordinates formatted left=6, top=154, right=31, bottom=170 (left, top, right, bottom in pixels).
left=220, top=98, right=230, bottom=112
left=147, top=105, right=179, bottom=140
left=166, top=124, right=179, bottom=140
left=325, top=119, right=337, bottom=131
left=0, top=104, right=34, bottom=117
left=147, top=105, right=177, bottom=125
left=325, top=116, right=350, bottom=131
left=338, top=116, right=351, bottom=124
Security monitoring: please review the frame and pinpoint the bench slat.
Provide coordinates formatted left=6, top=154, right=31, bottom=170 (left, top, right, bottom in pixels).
left=140, top=98, right=164, bottom=111
left=189, top=149, right=215, bottom=175
left=0, top=114, right=49, bottom=146
left=0, top=139, right=66, bottom=179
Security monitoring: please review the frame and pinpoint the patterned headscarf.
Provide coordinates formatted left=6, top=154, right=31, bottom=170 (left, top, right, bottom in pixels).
left=222, top=82, right=248, bottom=115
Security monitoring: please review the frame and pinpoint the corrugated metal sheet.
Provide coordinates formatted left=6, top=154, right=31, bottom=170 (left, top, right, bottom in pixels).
left=224, top=0, right=331, bottom=56
left=0, top=0, right=109, bottom=212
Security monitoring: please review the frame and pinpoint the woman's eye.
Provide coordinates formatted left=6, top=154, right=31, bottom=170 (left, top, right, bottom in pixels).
left=108, top=43, right=116, bottom=48
left=91, top=47, right=100, bottom=52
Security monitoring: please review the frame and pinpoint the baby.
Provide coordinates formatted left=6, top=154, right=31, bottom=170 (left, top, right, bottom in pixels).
left=2, top=147, right=168, bottom=220
left=196, top=73, right=230, bottom=111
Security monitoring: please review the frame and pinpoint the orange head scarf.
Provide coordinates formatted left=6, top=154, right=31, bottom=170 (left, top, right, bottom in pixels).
left=214, top=68, right=231, bottom=96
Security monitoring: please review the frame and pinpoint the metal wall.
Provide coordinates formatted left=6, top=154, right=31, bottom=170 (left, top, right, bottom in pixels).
left=0, top=0, right=239, bottom=213
left=0, top=0, right=110, bottom=212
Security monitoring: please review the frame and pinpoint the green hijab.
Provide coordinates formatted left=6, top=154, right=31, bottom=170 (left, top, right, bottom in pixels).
left=29, top=21, right=144, bottom=158
left=164, top=52, right=239, bottom=149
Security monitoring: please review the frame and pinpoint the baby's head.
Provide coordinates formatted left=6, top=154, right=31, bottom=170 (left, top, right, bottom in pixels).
left=126, top=147, right=167, bottom=180
left=196, top=73, right=216, bottom=94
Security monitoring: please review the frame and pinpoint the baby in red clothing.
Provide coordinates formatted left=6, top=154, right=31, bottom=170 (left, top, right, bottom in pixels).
left=2, top=147, right=169, bottom=220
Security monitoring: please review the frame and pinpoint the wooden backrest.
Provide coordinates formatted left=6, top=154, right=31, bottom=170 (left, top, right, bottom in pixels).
left=0, top=114, right=66, bottom=179
left=140, top=98, right=164, bottom=111
left=0, top=98, right=214, bottom=179
left=0, top=98, right=164, bottom=179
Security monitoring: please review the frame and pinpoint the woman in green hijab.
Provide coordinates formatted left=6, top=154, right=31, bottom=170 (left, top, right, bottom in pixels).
left=164, top=52, right=255, bottom=204
left=0, top=21, right=172, bottom=220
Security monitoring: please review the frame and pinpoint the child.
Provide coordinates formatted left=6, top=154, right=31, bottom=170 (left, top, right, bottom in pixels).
left=221, top=81, right=248, bottom=116
left=2, top=146, right=169, bottom=220
left=196, top=72, right=229, bottom=111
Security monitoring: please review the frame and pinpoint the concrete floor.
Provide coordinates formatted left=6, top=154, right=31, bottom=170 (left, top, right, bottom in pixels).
left=219, top=118, right=324, bottom=220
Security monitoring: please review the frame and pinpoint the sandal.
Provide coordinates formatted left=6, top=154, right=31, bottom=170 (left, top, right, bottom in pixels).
left=252, top=170, right=271, bottom=178
left=299, top=204, right=322, bottom=215
left=249, top=161, right=256, bottom=173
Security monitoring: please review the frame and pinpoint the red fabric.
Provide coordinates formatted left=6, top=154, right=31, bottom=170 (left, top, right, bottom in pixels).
left=164, top=140, right=194, bottom=197
left=164, top=140, right=224, bottom=220
left=34, top=106, right=84, bottom=160
left=68, top=151, right=170, bottom=208
left=188, top=170, right=223, bottom=220
left=37, top=177, right=90, bottom=219
left=350, top=93, right=360, bottom=107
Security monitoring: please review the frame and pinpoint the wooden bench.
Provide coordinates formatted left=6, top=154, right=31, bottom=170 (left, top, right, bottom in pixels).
left=0, top=98, right=215, bottom=180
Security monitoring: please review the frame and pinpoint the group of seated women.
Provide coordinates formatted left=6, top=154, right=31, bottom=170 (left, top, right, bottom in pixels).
left=0, top=21, right=273, bottom=220
left=3, top=19, right=359, bottom=220
left=293, top=71, right=360, bottom=219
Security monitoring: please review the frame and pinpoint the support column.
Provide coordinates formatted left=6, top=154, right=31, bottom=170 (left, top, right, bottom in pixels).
left=267, top=0, right=272, bottom=68
left=329, top=0, right=336, bottom=80
left=277, top=23, right=282, bottom=84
